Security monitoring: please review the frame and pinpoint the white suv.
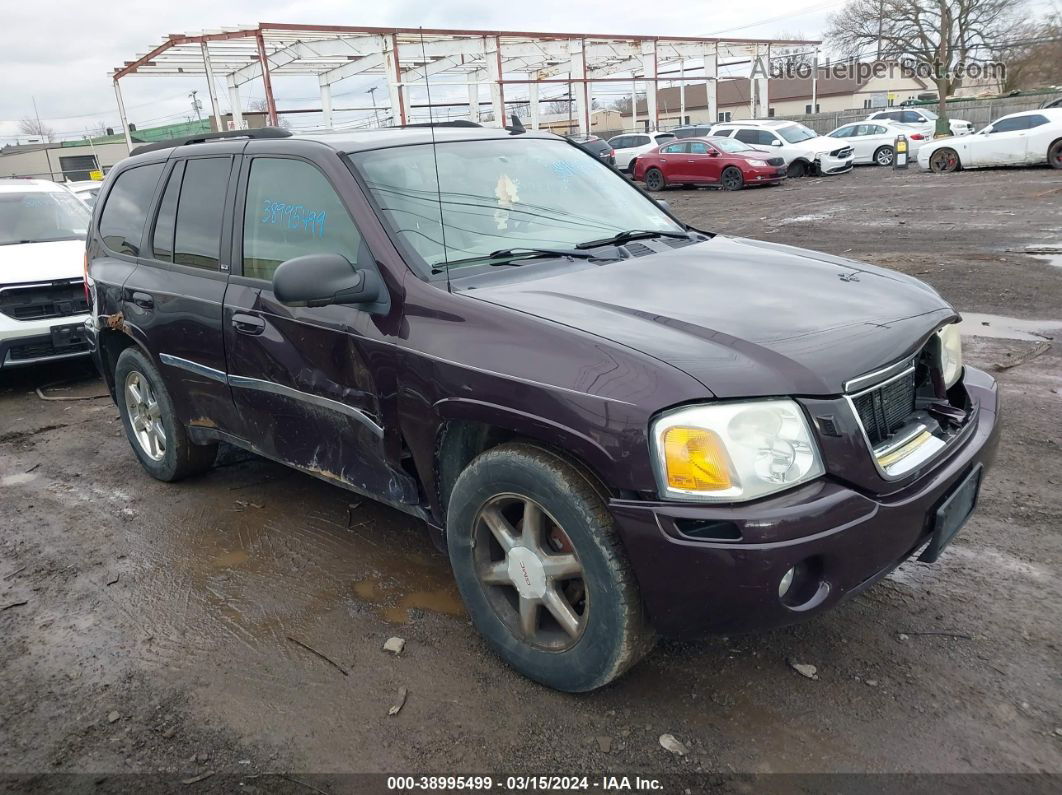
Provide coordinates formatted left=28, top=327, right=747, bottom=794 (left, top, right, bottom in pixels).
left=607, top=131, right=677, bottom=172
left=866, top=108, right=974, bottom=137
left=0, top=179, right=93, bottom=369
left=708, top=120, right=854, bottom=177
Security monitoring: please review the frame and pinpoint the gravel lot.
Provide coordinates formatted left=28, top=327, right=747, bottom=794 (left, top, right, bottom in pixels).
left=1, top=165, right=1060, bottom=791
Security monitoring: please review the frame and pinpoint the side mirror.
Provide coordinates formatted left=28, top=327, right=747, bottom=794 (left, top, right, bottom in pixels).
left=272, top=253, right=381, bottom=308
left=708, top=150, right=720, bottom=157
left=771, top=139, right=783, bottom=146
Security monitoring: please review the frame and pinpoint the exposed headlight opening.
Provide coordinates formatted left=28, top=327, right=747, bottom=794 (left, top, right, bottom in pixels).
left=937, top=323, right=963, bottom=388
left=651, top=399, right=825, bottom=502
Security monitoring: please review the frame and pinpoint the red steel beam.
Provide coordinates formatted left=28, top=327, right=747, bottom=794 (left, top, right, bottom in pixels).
left=255, top=30, right=279, bottom=126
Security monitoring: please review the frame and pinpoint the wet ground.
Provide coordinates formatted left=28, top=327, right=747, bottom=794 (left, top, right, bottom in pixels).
left=1, top=165, right=1061, bottom=790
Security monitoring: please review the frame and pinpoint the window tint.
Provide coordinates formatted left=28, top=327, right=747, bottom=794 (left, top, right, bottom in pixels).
left=688, top=142, right=710, bottom=154
left=1026, top=114, right=1049, bottom=128
left=631, top=135, right=651, bottom=146
left=830, top=126, right=856, bottom=138
left=242, top=157, right=363, bottom=282
left=990, top=116, right=1030, bottom=133
left=151, top=161, right=184, bottom=262
left=99, top=163, right=164, bottom=255
left=660, top=143, right=687, bottom=154
left=871, top=124, right=888, bottom=135
left=172, top=158, right=230, bottom=270
left=734, top=129, right=776, bottom=146
left=900, top=111, right=924, bottom=124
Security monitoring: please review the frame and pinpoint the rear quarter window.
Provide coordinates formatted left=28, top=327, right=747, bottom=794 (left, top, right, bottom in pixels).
left=98, top=163, right=164, bottom=256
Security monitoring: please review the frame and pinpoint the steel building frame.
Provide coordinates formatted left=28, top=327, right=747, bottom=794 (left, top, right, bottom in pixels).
left=111, top=23, right=819, bottom=150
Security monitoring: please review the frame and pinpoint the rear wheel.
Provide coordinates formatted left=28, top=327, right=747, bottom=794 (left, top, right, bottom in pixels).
left=929, top=148, right=961, bottom=173
left=720, top=166, right=744, bottom=191
left=643, top=168, right=666, bottom=191
left=787, top=159, right=807, bottom=178
left=873, top=145, right=894, bottom=166
left=446, top=443, right=654, bottom=692
left=1049, top=139, right=1062, bottom=170
left=115, top=348, right=217, bottom=482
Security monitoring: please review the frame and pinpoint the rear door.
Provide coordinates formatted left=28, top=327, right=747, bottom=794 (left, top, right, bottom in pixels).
left=222, top=147, right=415, bottom=506
left=121, top=149, right=241, bottom=432
left=657, top=142, right=690, bottom=181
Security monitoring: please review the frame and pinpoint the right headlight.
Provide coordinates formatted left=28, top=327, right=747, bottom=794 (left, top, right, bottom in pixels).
left=650, top=399, right=825, bottom=503
left=937, top=323, right=963, bottom=388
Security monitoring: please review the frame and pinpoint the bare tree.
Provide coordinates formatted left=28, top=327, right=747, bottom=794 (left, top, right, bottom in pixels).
left=18, top=117, right=55, bottom=142
left=828, top=0, right=1028, bottom=135
left=988, top=12, right=1062, bottom=92
left=772, top=31, right=816, bottom=73
left=246, top=98, right=290, bottom=129
left=609, top=96, right=633, bottom=115
left=544, top=98, right=573, bottom=115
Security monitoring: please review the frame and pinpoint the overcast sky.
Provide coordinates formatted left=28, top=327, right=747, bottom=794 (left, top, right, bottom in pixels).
left=0, top=0, right=1052, bottom=143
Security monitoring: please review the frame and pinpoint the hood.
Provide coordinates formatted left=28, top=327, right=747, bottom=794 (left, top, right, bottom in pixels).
left=467, top=236, right=956, bottom=398
left=0, top=239, right=86, bottom=286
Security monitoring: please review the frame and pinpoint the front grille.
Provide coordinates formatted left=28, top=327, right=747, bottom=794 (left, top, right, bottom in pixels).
left=0, top=280, right=88, bottom=321
left=7, top=338, right=89, bottom=362
left=830, top=146, right=853, bottom=158
left=852, top=370, right=917, bottom=446
left=766, top=157, right=785, bottom=166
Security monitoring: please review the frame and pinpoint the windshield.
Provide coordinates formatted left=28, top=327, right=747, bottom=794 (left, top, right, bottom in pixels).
left=1, top=190, right=90, bottom=245
left=352, top=138, right=683, bottom=270
left=777, top=124, right=818, bottom=143
left=709, top=136, right=758, bottom=153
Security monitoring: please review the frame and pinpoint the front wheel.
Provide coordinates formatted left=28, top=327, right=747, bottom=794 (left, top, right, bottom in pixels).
left=1048, top=139, right=1062, bottom=170
left=720, top=166, right=744, bottom=191
left=643, top=168, right=666, bottom=191
left=874, top=145, right=894, bottom=166
left=446, top=443, right=654, bottom=692
left=115, top=348, right=217, bottom=482
left=787, top=159, right=807, bottom=178
left=929, top=148, right=961, bottom=173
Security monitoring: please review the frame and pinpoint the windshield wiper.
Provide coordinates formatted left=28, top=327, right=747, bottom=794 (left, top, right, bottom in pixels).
left=575, top=229, right=690, bottom=250
left=444, top=247, right=606, bottom=268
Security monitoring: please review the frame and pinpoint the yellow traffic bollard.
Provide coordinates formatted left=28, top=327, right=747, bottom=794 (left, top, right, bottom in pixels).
left=894, top=134, right=909, bottom=170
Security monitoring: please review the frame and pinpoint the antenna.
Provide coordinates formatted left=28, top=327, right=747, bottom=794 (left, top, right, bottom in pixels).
left=418, top=27, right=451, bottom=293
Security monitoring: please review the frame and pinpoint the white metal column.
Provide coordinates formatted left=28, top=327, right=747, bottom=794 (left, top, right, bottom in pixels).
left=113, top=79, right=132, bottom=152
left=383, top=35, right=405, bottom=126
left=703, top=44, right=718, bottom=124
left=468, top=83, right=481, bottom=122
left=529, top=81, right=540, bottom=130
left=679, top=60, right=686, bottom=126
left=641, top=41, right=657, bottom=131
left=320, top=82, right=333, bottom=129
left=572, top=39, right=589, bottom=135
left=200, top=42, right=224, bottom=132
left=751, top=44, right=770, bottom=119
left=227, top=79, right=244, bottom=129
left=485, top=38, right=504, bottom=126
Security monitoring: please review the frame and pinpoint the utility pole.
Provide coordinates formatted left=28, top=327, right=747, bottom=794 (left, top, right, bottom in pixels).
left=31, top=96, right=48, bottom=142
left=189, top=90, right=203, bottom=122
left=367, top=86, right=380, bottom=127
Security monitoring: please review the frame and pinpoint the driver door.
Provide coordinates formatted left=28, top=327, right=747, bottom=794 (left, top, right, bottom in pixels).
left=222, top=152, right=408, bottom=503
left=975, top=116, right=1031, bottom=166
left=685, top=141, right=723, bottom=183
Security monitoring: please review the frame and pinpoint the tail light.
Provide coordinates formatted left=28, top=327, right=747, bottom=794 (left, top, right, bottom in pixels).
left=909, top=133, right=925, bottom=140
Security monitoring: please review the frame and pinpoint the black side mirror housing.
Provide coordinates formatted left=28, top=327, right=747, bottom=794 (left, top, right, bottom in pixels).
left=272, top=254, right=381, bottom=308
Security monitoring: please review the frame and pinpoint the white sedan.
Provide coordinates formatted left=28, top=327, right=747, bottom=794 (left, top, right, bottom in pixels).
left=918, top=108, right=1062, bottom=172
left=607, top=131, right=677, bottom=172
left=825, top=121, right=929, bottom=166
left=866, top=108, right=974, bottom=137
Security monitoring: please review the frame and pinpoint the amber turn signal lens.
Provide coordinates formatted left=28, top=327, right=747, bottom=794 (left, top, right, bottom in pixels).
left=662, top=427, right=733, bottom=491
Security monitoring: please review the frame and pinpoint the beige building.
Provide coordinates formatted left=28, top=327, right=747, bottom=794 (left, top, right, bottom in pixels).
left=534, top=109, right=624, bottom=136
left=624, top=65, right=931, bottom=130
left=0, top=141, right=133, bottom=182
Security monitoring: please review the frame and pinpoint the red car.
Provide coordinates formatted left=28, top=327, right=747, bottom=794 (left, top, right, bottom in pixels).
left=634, top=136, right=787, bottom=191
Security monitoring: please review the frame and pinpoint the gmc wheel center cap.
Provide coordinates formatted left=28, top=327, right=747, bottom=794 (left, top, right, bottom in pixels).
left=507, top=546, right=547, bottom=599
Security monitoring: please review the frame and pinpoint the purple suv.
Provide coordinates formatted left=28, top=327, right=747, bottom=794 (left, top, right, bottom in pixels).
left=85, top=125, right=999, bottom=692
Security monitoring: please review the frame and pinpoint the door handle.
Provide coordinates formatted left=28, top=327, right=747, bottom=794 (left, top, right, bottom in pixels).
left=130, top=291, right=154, bottom=309
left=231, top=313, right=266, bottom=335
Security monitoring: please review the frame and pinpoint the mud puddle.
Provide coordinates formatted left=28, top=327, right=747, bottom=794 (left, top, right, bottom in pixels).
left=957, top=313, right=1062, bottom=341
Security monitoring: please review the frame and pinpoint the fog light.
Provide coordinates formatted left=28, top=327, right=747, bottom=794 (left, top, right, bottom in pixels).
left=778, top=567, right=796, bottom=598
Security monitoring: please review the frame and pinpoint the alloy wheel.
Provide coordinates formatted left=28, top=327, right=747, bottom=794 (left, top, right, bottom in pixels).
left=645, top=170, right=663, bottom=191
left=1049, top=141, right=1062, bottom=170
left=124, top=370, right=167, bottom=461
left=875, top=147, right=894, bottom=166
left=473, top=494, right=587, bottom=651
left=721, top=168, right=743, bottom=190
left=930, top=149, right=959, bottom=173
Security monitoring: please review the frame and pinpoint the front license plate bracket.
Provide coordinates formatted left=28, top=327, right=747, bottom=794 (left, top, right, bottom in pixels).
left=918, top=464, right=983, bottom=563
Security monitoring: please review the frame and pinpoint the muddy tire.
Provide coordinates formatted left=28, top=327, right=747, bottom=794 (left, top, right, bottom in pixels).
left=720, top=166, right=744, bottom=191
left=1049, top=139, right=1062, bottom=170
left=874, top=145, right=894, bottom=167
left=643, top=168, right=665, bottom=191
left=114, top=347, right=217, bottom=482
left=929, top=148, right=961, bottom=173
left=446, top=443, right=654, bottom=692
left=787, top=159, right=807, bottom=178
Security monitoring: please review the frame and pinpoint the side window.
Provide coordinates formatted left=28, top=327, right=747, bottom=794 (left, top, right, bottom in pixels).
left=151, top=161, right=184, bottom=262
left=1025, top=114, right=1049, bottom=128
left=900, top=111, right=923, bottom=124
left=173, top=158, right=231, bottom=270
left=990, top=116, right=1029, bottom=133
left=98, top=163, right=164, bottom=256
left=688, top=142, right=709, bottom=154
left=242, top=157, right=363, bottom=282
left=733, top=129, right=759, bottom=145
left=872, top=125, right=889, bottom=135
left=660, top=143, right=686, bottom=154
left=831, top=126, right=855, bottom=138
left=632, top=135, right=651, bottom=147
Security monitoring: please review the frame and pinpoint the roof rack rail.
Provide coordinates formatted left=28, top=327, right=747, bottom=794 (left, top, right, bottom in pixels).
left=130, top=127, right=292, bottom=157
left=402, top=120, right=482, bottom=128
